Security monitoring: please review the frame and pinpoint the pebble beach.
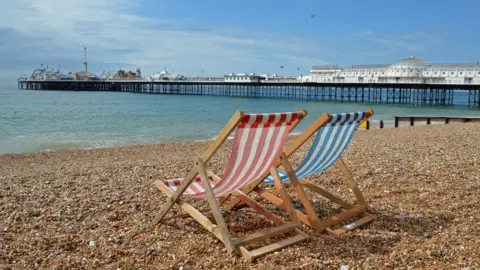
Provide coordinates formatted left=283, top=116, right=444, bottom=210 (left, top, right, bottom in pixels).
left=1, top=122, right=479, bottom=269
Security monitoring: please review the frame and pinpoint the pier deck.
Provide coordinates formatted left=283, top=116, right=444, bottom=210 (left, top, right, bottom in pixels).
left=17, top=80, right=480, bottom=108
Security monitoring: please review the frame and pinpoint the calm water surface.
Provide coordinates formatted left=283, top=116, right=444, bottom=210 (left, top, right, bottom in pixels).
left=1, top=84, right=479, bottom=154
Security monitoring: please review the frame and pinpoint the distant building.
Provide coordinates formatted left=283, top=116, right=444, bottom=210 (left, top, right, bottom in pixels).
left=224, top=73, right=261, bottom=83
left=75, top=71, right=99, bottom=80
left=60, top=73, right=76, bottom=80
left=259, top=73, right=281, bottom=81
left=146, top=70, right=185, bottom=81
left=310, top=57, right=480, bottom=84
left=28, top=66, right=60, bottom=80
left=100, top=68, right=142, bottom=80
left=297, top=74, right=312, bottom=82
left=100, top=71, right=115, bottom=80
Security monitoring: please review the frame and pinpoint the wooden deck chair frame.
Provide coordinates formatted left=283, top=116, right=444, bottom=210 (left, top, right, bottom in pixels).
left=224, top=109, right=375, bottom=235
left=151, top=110, right=309, bottom=262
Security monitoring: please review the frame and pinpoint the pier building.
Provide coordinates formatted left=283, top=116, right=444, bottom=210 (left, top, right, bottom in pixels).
left=308, top=57, right=480, bottom=85
left=224, top=73, right=262, bottom=83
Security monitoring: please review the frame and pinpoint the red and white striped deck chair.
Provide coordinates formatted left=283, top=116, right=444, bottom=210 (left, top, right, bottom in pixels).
left=151, top=109, right=309, bottom=262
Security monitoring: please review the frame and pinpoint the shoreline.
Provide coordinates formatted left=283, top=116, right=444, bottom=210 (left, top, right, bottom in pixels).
left=0, top=118, right=459, bottom=156
left=3, top=112, right=479, bottom=156
left=3, top=85, right=480, bottom=156
left=0, top=118, right=468, bottom=156
left=1, top=123, right=479, bottom=269
left=0, top=131, right=306, bottom=156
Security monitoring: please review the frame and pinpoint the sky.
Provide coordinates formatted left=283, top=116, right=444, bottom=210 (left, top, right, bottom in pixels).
left=0, top=0, right=479, bottom=81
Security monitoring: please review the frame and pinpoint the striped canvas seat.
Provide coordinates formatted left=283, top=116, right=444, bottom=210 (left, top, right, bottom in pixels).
left=264, top=111, right=367, bottom=184
left=165, top=112, right=302, bottom=198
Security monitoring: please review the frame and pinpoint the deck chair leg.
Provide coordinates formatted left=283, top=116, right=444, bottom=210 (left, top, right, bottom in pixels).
left=152, top=180, right=238, bottom=246
left=271, top=176, right=285, bottom=198
left=336, top=158, right=368, bottom=207
left=279, top=153, right=325, bottom=232
left=300, top=180, right=355, bottom=210
left=232, top=190, right=286, bottom=225
left=270, top=167, right=300, bottom=226
left=296, top=157, right=373, bottom=235
left=196, top=158, right=236, bottom=254
left=272, top=188, right=282, bottom=197
left=152, top=164, right=199, bottom=226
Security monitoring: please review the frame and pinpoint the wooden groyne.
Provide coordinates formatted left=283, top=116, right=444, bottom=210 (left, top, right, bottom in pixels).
left=394, top=115, right=480, bottom=127
left=17, top=80, right=480, bottom=108
left=361, top=115, right=480, bottom=130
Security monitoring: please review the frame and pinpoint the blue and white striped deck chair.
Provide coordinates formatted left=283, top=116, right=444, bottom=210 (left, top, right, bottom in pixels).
left=254, top=109, right=376, bottom=235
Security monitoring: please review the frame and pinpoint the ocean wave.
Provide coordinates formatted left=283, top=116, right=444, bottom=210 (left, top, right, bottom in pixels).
left=0, top=128, right=309, bottom=155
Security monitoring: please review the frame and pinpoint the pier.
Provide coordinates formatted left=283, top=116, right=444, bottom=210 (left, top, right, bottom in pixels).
left=17, top=80, right=480, bottom=108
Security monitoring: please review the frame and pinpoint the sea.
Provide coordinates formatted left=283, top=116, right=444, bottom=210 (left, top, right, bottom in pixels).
left=1, top=83, right=480, bottom=155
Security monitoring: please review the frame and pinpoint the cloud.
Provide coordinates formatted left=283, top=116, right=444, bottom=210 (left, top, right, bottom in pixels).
left=353, top=29, right=442, bottom=54
left=0, top=0, right=327, bottom=78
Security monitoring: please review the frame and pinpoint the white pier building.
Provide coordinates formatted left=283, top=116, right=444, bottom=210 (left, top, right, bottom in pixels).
left=307, top=56, right=480, bottom=84
left=224, top=73, right=262, bottom=82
